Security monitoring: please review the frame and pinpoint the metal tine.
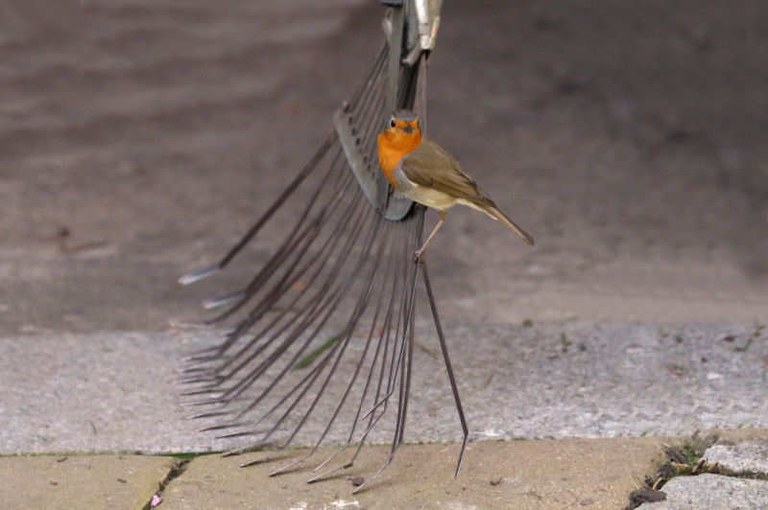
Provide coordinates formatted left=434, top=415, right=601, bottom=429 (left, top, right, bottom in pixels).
left=211, top=196, right=373, bottom=406
left=203, top=290, right=247, bottom=310
left=316, top=217, right=412, bottom=487
left=347, top=45, right=387, bottom=115
left=182, top=345, right=222, bottom=362
left=203, top=167, right=341, bottom=326
left=297, top=221, right=393, bottom=463
left=381, top=214, right=422, bottom=463
left=358, top=219, right=410, bottom=427
left=215, top=133, right=337, bottom=270
left=180, top=365, right=209, bottom=374
left=221, top=442, right=272, bottom=458
left=178, top=263, right=220, bottom=286
left=422, top=258, right=469, bottom=478
left=268, top=453, right=313, bottom=477
left=394, top=215, right=423, bottom=449
left=208, top=167, right=365, bottom=379
left=207, top=211, right=331, bottom=370
left=226, top=207, right=384, bottom=449
left=304, top=228, right=392, bottom=447
left=267, top=216, right=386, bottom=453
left=218, top=174, right=372, bottom=379
left=179, top=374, right=221, bottom=386
left=177, top=133, right=335, bottom=288
left=220, top=205, right=379, bottom=420
left=239, top=450, right=290, bottom=468
left=216, top=430, right=260, bottom=440
left=190, top=410, right=231, bottom=421
left=344, top=222, right=402, bottom=443
left=199, top=422, right=243, bottom=433
left=196, top=221, right=341, bottom=380
left=306, top=256, right=404, bottom=485
left=180, top=387, right=223, bottom=399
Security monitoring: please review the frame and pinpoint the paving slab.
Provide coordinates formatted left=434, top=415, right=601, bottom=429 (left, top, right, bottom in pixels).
left=637, top=473, right=768, bottom=510
left=161, top=437, right=664, bottom=510
left=2, top=323, right=766, bottom=454
left=0, top=454, right=174, bottom=510
left=704, top=442, right=768, bottom=475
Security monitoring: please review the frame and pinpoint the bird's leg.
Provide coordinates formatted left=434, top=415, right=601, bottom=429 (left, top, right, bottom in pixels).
left=414, top=210, right=446, bottom=261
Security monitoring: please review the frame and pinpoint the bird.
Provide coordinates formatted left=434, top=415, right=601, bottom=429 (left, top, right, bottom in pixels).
left=377, top=110, right=534, bottom=258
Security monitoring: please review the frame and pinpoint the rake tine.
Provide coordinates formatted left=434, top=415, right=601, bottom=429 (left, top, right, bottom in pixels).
left=421, top=258, right=469, bottom=478
left=177, top=2, right=467, bottom=488
left=178, top=264, right=220, bottom=286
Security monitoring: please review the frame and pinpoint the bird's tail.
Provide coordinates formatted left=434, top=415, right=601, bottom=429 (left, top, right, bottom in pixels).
left=474, top=199, right=535, bottom=246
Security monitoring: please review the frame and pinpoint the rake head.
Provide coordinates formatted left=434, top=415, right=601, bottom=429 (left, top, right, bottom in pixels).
left=178, top=0, right=465, bottom=489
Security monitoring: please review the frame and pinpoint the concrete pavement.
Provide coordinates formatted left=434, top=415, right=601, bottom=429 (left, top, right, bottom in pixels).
left=1, top=0, right=767, bottom=508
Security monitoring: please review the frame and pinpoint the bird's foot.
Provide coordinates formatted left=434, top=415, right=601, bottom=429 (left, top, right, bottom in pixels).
left=413, top=249, right=425, bottom=263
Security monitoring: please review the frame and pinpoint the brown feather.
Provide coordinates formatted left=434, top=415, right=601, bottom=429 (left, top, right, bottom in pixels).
left=401, top=140, right=534, bottom=246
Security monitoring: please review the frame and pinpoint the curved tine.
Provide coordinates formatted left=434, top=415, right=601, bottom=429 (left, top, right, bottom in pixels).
left=351, top=454, right=392, bottom=495
left=211, top=169, right=364, bottom=378
left=354, top=68, right=385, bottom=142
left=227, top=205, right=381, bottom=427
left=220, top=279, right=347, bottom=404
left=199, top=421, right=244, bottom=433
left=205, top=151, right=352, bottom=357
left=205, top=157, right=346, bottom=327
left=358, top=220, right=410, bottom=428
left=384, top=225, right=421, bottom=463
left=362, top=94, right=387, bottom=165
left=421, top=259, right=469, bottom=478
left=214, top=198, right=373, bottom=406
left=254, top=331, right=341, bottom=447
left=206, top=218, right=335, bottom=384
left=309, top=219, right=419, bottom=483
left=189, top=409, right=231, bottom=420
left=221, top=441, right=275, bottom=458
left=346, top=230, right=401, bottom=442
left=239, top=450, right=291, bottom=468
left=229, top=206, right=383, bottom=443
left=360, top=86, right=387, bottom=156
left=363, top=209, right=423, bottom=418
left=274, top=216, right=386, bottom=451
left=218, top=179, right=372, bottom=383
left=215, top=132, right=337, bottom=271
left=309, top=375, right=393, bottom=485
left=178, top=263, right=220, bottom=286
left=268, top=452, right=314, bottom=477
left=317, top=222, right=396, bottom=448
left=348, top=45, right=386, bottom=114
left=394, top=213, right=424, bottom=448
left=180, top=135, right=335, bottom=291
left=203, top=290, right=247, bottom=310
left=307, top=447, right=348, bottom=481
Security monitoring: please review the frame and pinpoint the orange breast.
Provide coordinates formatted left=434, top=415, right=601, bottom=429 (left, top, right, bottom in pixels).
left=377, top=132, right=422, bottom=188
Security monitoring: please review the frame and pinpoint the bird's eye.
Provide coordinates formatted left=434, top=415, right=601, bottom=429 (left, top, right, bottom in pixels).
left=389, top=119, right=397, bottom=128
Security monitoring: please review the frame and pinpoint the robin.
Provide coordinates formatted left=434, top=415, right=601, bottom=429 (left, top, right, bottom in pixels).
left=377, top=111, right=534, bottom=258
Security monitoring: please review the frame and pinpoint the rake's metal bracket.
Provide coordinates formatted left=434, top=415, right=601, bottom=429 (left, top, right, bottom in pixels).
left=333, top=0, right=443, bottom=222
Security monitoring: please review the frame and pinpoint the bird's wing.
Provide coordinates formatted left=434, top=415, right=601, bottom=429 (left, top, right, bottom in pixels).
left=400, top=141, right=490, bottom=205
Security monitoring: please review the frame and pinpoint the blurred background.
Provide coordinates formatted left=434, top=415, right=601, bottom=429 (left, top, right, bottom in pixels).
left=0, top=0, right=766, bottom=451
left=1, top=0, right=766, bottom=334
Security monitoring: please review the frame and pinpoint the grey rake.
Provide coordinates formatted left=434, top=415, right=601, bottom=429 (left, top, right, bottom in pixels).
left=178, top=0, right=465, bottom=491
